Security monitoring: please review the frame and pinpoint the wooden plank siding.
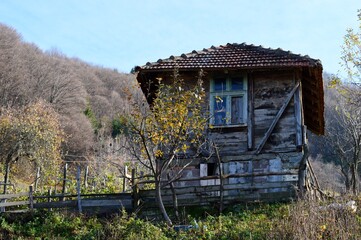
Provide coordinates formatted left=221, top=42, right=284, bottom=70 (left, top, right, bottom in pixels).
left=136, top=68, right=306, bottom=204
left=253, top=70, right=298, bottom=152
left=145, top=69, right=301, bottom=155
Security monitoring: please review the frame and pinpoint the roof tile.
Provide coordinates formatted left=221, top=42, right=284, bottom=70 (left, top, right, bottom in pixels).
left=138, top=43, right=322, bottom=71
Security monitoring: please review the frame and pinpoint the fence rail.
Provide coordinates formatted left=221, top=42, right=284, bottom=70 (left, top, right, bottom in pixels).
left=0, top=191, right=132, bottom=213
left=0, top=168, right=298, bottom=214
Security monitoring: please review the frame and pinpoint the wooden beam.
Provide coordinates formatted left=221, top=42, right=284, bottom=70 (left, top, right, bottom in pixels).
left=76, top=167, right=82, bottom=213
left=137, top=170, right=298, bottom=184
left=0, top=201, right=30, bottom=208
left=294, top=71, right=303, bottom=147
left=255, top=82, right=300, bottom=154
left=0, top=192, right=29, bottom=199
left=247, top=74, right=254, bottom=150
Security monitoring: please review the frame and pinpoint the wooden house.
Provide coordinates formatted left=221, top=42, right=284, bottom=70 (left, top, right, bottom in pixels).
left=135, top=43, right=324, bottom=204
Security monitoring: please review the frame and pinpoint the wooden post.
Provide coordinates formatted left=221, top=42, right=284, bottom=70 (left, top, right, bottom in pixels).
left=298, top=144, right=309, bottom=199
left=214, top=144, right=224, bottom=214
left=294, top=78, right=304, bottom=147
left=61, top=163, right=68, bottom=201
left=47, top=188, right=51, bottom=203
left=54, top=180, right=57, bottom=195
left=1, top=163, right=10, bottom=213
left=76, top=166, right=82, bottom=213
left=3, top=162, right=10, bottom=195
left=123, top=166, right=128, bottom=192
left=47, top=188, right=52, bottom=212
left=131, top=169, right=139, bottom=210
left=0, top=200, right=4, bottom=213
left=34, top=167, right=41, bottom=192
left=83, top=165, right=89, bottom=189
left=29, top=186, right=34, bottom=211
left=247, top=75, right=254, bottom=150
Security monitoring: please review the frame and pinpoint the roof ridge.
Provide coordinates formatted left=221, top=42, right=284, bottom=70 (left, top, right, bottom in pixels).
left=228, top=43, right=312, bottom=58
left=139, top=43, right=322, bottom=70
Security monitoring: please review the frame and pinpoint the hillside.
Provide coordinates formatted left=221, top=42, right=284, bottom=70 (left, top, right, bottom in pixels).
left=0, top=23, right=139, bottom=188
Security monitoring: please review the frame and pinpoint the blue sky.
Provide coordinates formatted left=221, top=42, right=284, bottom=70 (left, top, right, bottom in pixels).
left=0, top=1, right=360, bottom=76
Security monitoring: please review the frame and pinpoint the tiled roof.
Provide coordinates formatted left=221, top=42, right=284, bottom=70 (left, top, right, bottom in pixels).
left=138, top=43, right=322, bottom=71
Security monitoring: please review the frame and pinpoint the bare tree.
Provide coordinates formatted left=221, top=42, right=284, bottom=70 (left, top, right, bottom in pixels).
left=319, top=78, right=361, bottom=194
left=0, top=24, right=28, bottom=107
left=0, top=23, right=142, bottom=192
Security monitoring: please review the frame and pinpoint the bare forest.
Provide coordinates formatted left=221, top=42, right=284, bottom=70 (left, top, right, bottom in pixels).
left=0, top=23, right=141, bottom=192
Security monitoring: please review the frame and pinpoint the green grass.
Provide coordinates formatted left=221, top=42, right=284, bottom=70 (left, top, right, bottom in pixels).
left=0, top=199, right=360, bottom=239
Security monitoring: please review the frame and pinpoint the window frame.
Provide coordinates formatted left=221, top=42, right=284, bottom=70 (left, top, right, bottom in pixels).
left=209, top=74, right=248, bottom=127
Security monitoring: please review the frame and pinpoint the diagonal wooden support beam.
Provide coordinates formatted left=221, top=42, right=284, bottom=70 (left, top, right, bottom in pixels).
left=255, top=82, right=300, bottom=154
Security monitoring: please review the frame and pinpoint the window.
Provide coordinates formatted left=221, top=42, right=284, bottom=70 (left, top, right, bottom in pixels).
left=210, top=75, right=247, bottom=126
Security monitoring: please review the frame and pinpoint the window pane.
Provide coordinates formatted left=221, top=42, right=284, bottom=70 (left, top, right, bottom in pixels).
left=213, top=96, right=227, bottom=125
left=214, top=78, right=227, bottom=92
left=231, top=77, right=243, bottom=91
left=231, top=96, right=243, bottom=124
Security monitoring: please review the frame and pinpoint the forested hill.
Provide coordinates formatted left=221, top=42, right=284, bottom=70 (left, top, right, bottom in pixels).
left=0, top=23, right=139, bottom=162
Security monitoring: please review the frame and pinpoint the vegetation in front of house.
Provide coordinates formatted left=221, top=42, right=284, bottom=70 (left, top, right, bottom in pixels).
left=123, top=69, right=207, bottom=226
left=0, top=198, right=361, bottom=240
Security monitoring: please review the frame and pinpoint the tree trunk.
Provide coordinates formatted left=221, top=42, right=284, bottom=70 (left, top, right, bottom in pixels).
left=167, top=173, right=179, bottom=222
left=345, top=177, right=351, bottom=192
left=351, top=164, right=358, bottom=195
left=155, top=178, right=172, bottom=226
left=340, top=166, right=351, bottom=192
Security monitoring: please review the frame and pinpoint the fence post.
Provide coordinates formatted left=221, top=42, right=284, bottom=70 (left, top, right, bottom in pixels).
left=123, top=166, right=128, bottom=192
left=34, top=167, right=40, bottom=192
left=61, top=163, right=68, bottom=201
left=131, top=169, right=139, bottom=210
left=84, top=165, right=89, bottom=189
left=29, top=186, right=34, bottom=211
left=47, top=188, right=52, bottom=212
left=0, top=201, right=4, bottom=213
left=47, top=188, right=51, bottom=203
left=77, top=166, right=82, bottom=213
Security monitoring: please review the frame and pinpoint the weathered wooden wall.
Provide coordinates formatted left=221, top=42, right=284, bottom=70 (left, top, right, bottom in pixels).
left=151, top=151, right=302, bottom=204
left=140, top=68, right=305, bottom=202
left=204, top=69, right=300, bottom=155
left=252, top=70, right=298, bottom=152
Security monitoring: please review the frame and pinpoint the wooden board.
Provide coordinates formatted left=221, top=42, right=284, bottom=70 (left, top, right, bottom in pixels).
left=0, top=192, right=29, bottom=199
left=81, top=199, right=132, bottom=207
left=0, top=200, right=29, bottom=208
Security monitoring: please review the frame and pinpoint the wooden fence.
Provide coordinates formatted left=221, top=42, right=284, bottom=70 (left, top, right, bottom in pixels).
left=0, top=187, right=132, bottom=214
left=0, top=168, right=298, bottom=214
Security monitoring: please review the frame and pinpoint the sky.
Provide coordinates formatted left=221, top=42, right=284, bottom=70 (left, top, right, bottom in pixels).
left=0, top=0, right=360, bottom=76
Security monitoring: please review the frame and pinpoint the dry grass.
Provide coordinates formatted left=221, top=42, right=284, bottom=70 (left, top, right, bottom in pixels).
left=267, top=197, right=361, bottom=240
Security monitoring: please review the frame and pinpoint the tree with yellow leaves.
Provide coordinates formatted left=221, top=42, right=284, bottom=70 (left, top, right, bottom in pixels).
left=125, top=69, right=207, bottom=226
left=0, top=101, right=64, bottom=194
